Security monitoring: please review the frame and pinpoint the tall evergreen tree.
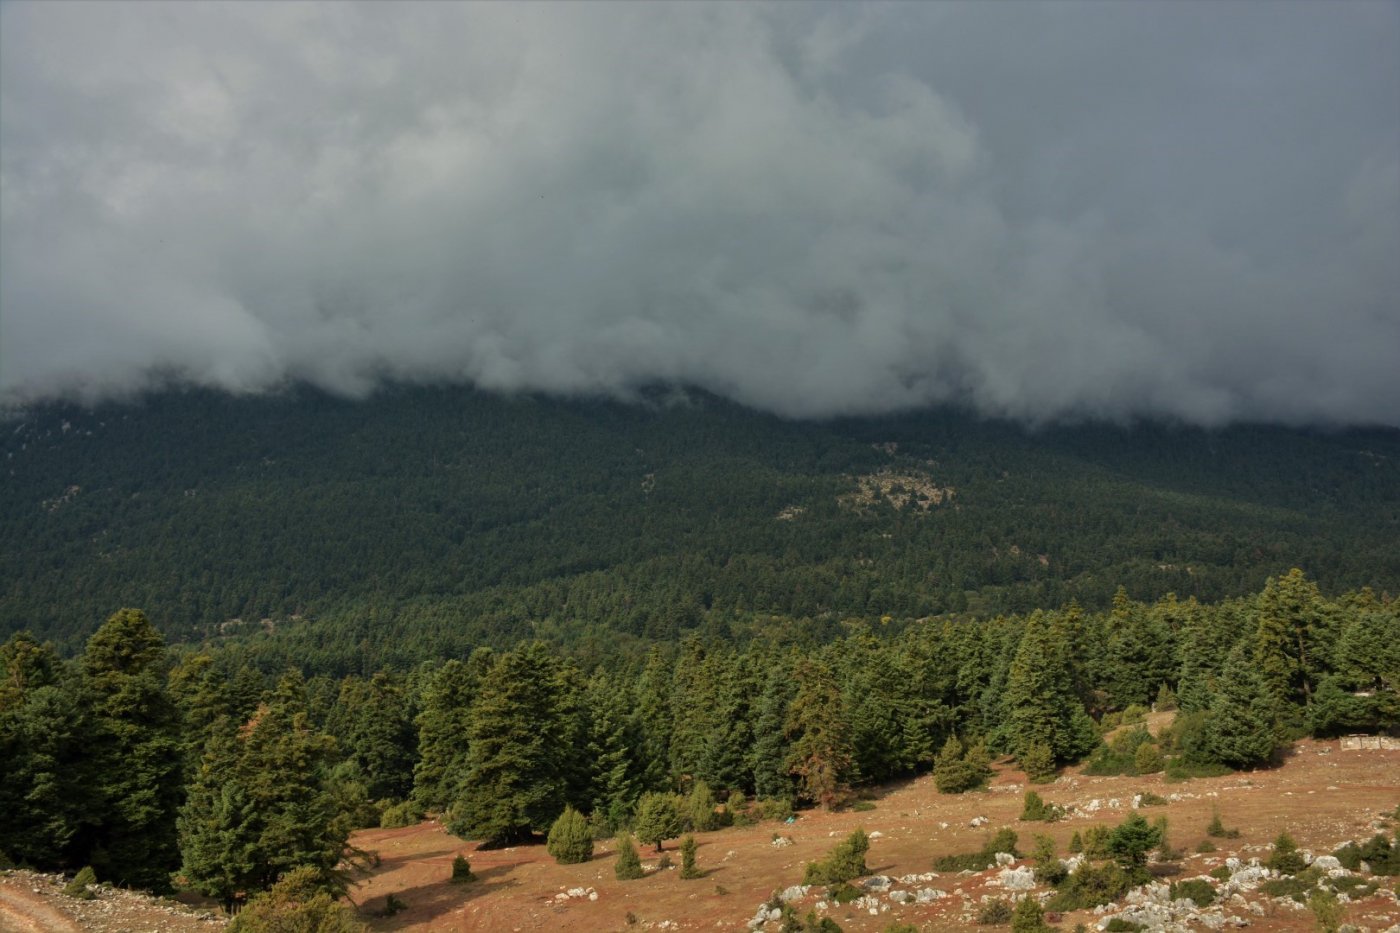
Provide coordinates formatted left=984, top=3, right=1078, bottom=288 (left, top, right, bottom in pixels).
left=1001, top=609, right=1097, bottom=765
left=784, top=658, right=855, bottom=809
left=448, top=643, right=574, bottom=846
left=1203, top=643, right=1278, bottom=768
left=0, top=634, right=99, bottom=870
left=412, top=657, right=481, bottom=812
left=179, top=672, right=348, bottom=908
left=81, top=609, right=185, bottom=890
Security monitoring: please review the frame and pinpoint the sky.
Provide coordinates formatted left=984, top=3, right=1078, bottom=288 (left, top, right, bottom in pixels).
left=2, top=1, right=1397, bottom=426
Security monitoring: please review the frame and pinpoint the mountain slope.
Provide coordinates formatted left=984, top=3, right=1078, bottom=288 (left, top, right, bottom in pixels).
left=3, top=385, right=1397, bottom=660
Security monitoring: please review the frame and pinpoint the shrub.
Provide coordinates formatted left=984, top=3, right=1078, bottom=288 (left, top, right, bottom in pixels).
left=1020, top=791, right=1063, bottom=823
left=1209, top=866, right=1231, bottom=881
left=755, top=797, right=795, bottom=822
left=1358, top=832, right=1400, bottom=875
left=1169, top=878, right=1216, bottom=906
left=1032, top=835, right=1066, bottom=886
left=685, top=781, right=718, bottom=832
left=1081, top=825, right=1113, bottom=860
left=1132, top=743, right=1165, bottom=775
left=935, top=829, right=1020, bottom=871
left=1084, top=726, right=1162, bottom=776
left=1265, top=832, right=1306, bottom=875
left=450, top=855, right=475, bottom=883
left=1067, top=831, right=1083, bottom=854
left=228, top=867, right=366, bottom=933
left=934, top=735, right=993, bottom=793
left=375, top=893, right=406, bottom=918
left=634, top=792, right=684, bottom=852
left=1205, top=809, right=1241, bottom=839
left=828, top=882, right=862, bottom=904
left=1334, top=841, right=1363, bottom=871
left=1020, top=743, right=1057, bottom=784
left=1047, top=861, right=1133, bottom=911
left=1122, top=704, right=1149, bottom=724
left=379, top=798, right=424, bottom=828
left=1194, top=840, right=1216, bottom=854
left=1107, top=813, right=1162, bottom=881
left=1104, top=920, right=1144, bottom=932
left=546, top=805, right=594, bottom=864
left=1154, top=683, right=1178, bottom=711
left=1308, top=888, right=1344, bottom=933
left=62, top=866, right=96, bottom=900
left=1260, top=876, right=1314, bottom=902
left=803, top=829, right=869, bottom=885
left=679, top=834, right=701, bottom=879
left=1011, top=895, right=1050, bottom=932
left=977, top=898, right=1014, bottom=924
left=1136, top=791, right=1167, bottom=807
left=614, top=834, right=644, bottom=880
left=852, top=800, right=876, bottom=812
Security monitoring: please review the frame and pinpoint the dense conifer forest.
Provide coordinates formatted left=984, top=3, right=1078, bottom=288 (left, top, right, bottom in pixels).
left=2, top=386, right=1398, bottom=919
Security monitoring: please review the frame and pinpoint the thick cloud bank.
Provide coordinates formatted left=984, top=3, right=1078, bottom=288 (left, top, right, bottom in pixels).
left=2, top=2, right=1397, bottom=425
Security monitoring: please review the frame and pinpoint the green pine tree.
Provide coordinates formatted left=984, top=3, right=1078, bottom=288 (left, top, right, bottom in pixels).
left=81, top=609, right=184, bottom=891
left=545, top=806, right=593, bottom=864
left=785, top=659, right=855, bottom=809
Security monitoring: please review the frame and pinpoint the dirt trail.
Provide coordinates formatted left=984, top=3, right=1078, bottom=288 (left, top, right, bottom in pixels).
left=0, top=884, right=82, bottom=933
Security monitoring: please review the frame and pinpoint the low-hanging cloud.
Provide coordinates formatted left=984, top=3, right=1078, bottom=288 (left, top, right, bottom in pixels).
left=2, top=1, right=1397, bottom=426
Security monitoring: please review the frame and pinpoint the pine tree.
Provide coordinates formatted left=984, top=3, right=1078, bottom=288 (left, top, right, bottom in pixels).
left=1001, top=609, right=1097, bottom=765
left=179, top=672, right=349, bottom=908
left=749, top=665, right=795, bottom=801
left=0, top=636, right=99, bottom=871
left=336, top=672, right=416, bottom=802
left=634, top=648, right=674, bottom=792
left=785, top=659, right=855, bottom=809
left=679, top=834, right=700, bottom=879
left=545, top=805, right=593, bottom=864
left=613, top=834, right=644, bottom=880
left=1254, top=568, right=1335, bottom=720
left=412, top=658, right=479, bottom=812
left=1202, top=643, right=1277, bottom=768
left=81, top=609, right=184, bottom=891
left=448, top=644, right=572, bottom=846
left=633, top=791, right=684, bottom=852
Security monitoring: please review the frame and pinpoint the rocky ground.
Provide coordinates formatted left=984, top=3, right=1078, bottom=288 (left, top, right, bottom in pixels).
left=4, top=728, right=1398, bottom=932
left=0, top=870, right=221, bottom=933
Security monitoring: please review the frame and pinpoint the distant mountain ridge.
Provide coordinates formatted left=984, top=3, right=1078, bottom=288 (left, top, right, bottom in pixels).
left=3, top=383, right=1398, bottom=658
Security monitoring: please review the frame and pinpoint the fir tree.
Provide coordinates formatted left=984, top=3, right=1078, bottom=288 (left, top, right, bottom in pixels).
left=448, top=644, right=573, bottom=846
left=1202, top=643, right=1277, bottom=768
left=412, top=658, right=479, bottom=811
left=546, top=805, right=593, bottom=864
left=679, top=834, right=700, bottom=879
left=613, top=834, right=644, bottom=880
left=785, top=659, right=855, bottom=809
left=1001, top=609, right=1097, bottom=765
left=81, top=609, right=184, bottom=891
left=633, top=791, right=684, bottom=853
left=179, top=672, right=349, bottom=908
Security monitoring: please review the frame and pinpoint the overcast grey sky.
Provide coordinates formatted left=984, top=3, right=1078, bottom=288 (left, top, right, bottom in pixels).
left=2, top=1, right=1397, bottom=425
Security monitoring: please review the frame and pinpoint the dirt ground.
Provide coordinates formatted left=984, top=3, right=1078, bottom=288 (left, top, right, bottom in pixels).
left=346, top=732, right=1400, bottom=932
left=4, top=726, right=1396, bottom=932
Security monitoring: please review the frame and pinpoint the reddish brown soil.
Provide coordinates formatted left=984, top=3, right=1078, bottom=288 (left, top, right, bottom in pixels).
left=347, top=735, right=1400, bottom=932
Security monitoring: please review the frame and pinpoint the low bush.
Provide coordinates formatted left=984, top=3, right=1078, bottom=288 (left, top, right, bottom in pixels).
left=1136, top=791, right=1167, bottom=807
left=977, top=898, right=1014, bottom=924
left=450, top=855, right=475, bottom=883
left=1205, top=810, right=1241, bottom=839
left=1020, top=791, right=1063, bottom=823
left=378, top=799, right=423, bottom=829
left=1194, top=840, right=1216, bottom=853
left=62, top=867, right=96, bottom=900
left=1047, top=861, right=1132, bottom=911
left=1169, top=878, right=1216, bottom=907
left=803, top=829, right=869, bottom=886
left=1265, top=832, right=1306, bottom=875
left=934, top=828, right=1020, bottom=872
left=829, top=882, right=863, bottom=904
left=614, top=834, right=644, bottom=881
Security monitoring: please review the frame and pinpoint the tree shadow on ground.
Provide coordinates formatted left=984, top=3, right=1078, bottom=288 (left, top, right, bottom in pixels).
left=351, top=863, right=516, bottom=929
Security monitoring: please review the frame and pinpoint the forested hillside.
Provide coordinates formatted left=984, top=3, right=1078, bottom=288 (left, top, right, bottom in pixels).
left=2, top=384, right=1398, bottom=666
